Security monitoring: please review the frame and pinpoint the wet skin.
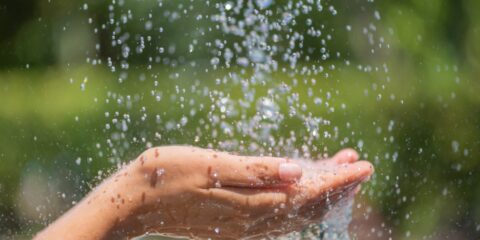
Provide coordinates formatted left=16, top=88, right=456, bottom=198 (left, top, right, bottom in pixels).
left=35, top=146, right=373, bottom=240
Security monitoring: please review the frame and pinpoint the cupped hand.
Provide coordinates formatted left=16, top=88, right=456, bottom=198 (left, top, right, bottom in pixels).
left=103, top=146, right=373, bottom=239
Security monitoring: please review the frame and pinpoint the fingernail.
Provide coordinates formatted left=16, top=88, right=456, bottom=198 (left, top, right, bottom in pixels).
left=279, top=163, right=302, bottom=181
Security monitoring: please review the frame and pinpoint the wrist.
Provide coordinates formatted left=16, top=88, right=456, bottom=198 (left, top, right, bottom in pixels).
left=35, top=168, right=141, bottom=240
left=99, top=167, right=147, bottom=238
left=35, top=186, right=124, bottom=240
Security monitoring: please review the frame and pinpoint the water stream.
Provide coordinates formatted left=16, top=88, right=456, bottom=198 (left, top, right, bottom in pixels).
left=90, top=0, right=384, bottom=238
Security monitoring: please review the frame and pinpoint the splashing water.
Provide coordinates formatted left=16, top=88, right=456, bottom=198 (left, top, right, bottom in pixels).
left=83, top=0, right=385, bottom=239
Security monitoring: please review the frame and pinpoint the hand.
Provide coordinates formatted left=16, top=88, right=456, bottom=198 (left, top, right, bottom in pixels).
left=236, top=148, right=373, bottom=238
left=35, top=146, right=373, bottom=240
left=105, top=146, right=372, bottom=239
left=105, top=146, right=303, bottom=239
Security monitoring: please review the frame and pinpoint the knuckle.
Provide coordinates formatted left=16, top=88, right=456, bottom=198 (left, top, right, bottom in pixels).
left=135, top=147, right=167, bottom=170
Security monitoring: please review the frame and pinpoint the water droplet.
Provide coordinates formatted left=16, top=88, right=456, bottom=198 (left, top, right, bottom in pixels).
left=451, top=140, right=459, bottom=153
left=255, top=0, right=273, bottom=9
left=145, top=21, right=153, bottom=31
left=225, top=2, right=233, bottom=11
left=156, top=168, right=165, bottom=176
left=210, top=57, right=220, bottom=66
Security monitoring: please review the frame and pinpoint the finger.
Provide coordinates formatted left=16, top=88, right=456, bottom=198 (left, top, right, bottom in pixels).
left=294, top=161, right=372, bottom=207
left=331, top=148, right=359, bottom=164
left=319, top=161, right=373, bottom=193
left=206, top=151, right=302, bottom=188
left=314, top=158, right=337, bottom=168
left=198, top=187, right=289, bottom=210
left=313, top=148, right=358, bottom=168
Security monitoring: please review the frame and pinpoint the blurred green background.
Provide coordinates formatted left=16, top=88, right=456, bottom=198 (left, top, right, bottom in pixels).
left=1, top=0, right=480, bottom=239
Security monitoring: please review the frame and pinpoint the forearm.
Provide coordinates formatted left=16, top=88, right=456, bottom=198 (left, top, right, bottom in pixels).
left=34, top=178, right=131, bottom=240
left=32, top=146, right=370, bottom=240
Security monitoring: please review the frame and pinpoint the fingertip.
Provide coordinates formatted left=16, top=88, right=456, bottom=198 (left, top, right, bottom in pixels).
left=279, top=163, right=302, bottom=182
left=351, top=161, right=374, bottom=181
left=334, top=148, right=359, bottom=163
left=359, top=160, right=374, bottom=175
